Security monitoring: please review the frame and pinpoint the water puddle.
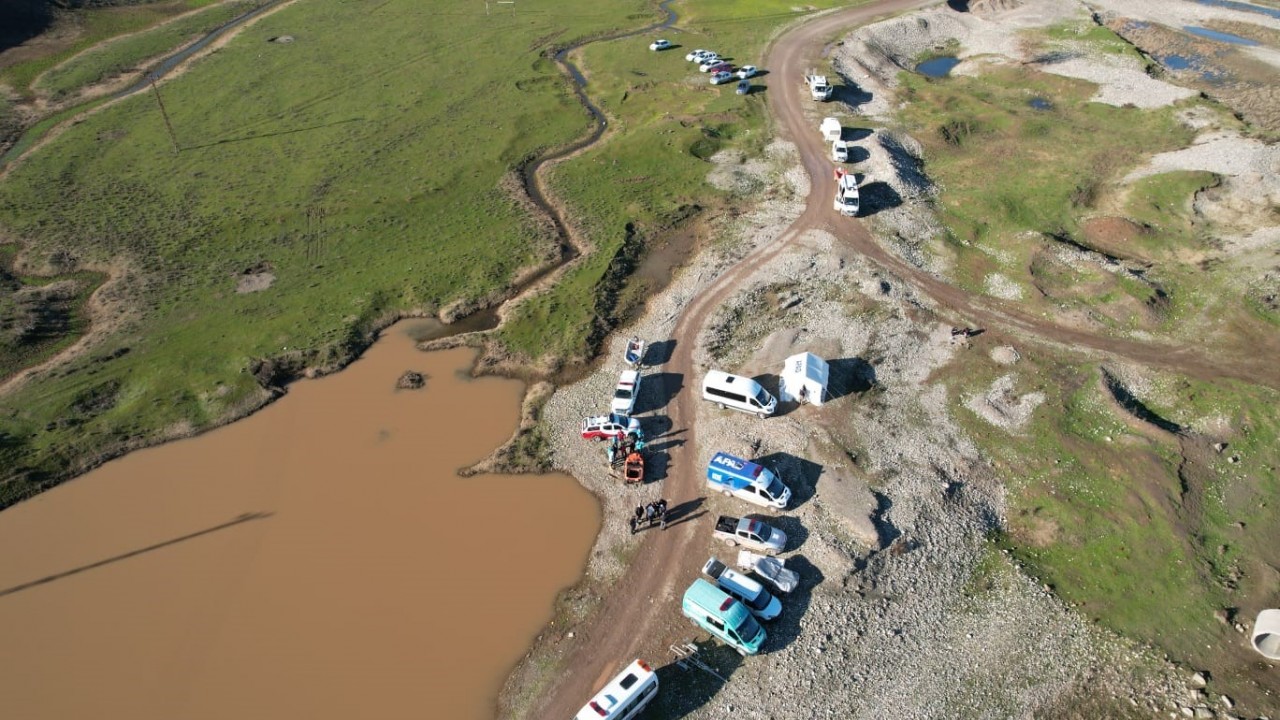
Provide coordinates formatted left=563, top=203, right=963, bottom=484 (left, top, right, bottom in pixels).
left=0, top=321, right=599, bottom=719
left=1028, top=96, right=1053, bottom=111
left=916, top=56, right=959, bottom=78
left=1191, top=0, right=1280, bottom=21
left=1159, top=53, right=1195, bottom=70
left=1183, top=25, right=1260, bottom=46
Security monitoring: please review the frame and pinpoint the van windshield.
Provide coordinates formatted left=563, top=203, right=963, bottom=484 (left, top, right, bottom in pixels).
left=765, top=478, right=786, bottom=499
left=753, top=389, right=771, bottom=407
left=743, top=588, right=771, bottom=611
left=737, top=614, right=763, bottom=644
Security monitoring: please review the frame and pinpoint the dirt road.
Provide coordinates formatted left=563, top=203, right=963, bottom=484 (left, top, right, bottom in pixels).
left=527, top=0, right=1279, bottom=716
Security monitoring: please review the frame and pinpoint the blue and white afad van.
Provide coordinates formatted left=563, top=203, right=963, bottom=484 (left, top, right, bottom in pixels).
left=706, top=452, right=791, bottom=509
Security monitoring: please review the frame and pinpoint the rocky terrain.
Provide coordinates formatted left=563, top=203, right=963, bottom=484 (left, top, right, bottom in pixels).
left=524, top=1, right=1279, bottom=717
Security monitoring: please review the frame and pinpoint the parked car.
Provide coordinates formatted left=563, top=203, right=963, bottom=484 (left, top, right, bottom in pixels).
left=713, top=515, right=787, bottom=554
left=833, top=167, right=860, bottom=217
left=710, top=70, right=735, bottom=86
left=702, top=369, right=776, bottom=418
left=706, top=452, right=791, bottom=509
left=573, top=658, right=658, bottom=720
left=703, top=557, right=782, bottom=621
left=737, top=549, right=800, bottom=595
left=736, top=65, right=758, bottom=79
left=699, top=58, right=727, bottom=72
left=706, top=62, right=733, bottom=75
left=735, top=79, right=750, bottom=95
left=581, top=413, right=641, bottom=440
left=649, top=39, right=671, bottom=51
left=683, top=579, right=765, bottom=656
left=686, top=48, right=711, bottom=62
left=611, top=370, right=642, bottom=415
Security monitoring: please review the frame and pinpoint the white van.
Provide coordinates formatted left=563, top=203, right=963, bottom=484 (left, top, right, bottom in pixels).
left=574, top=658, right=658, bottom=720
left=702, top=370, right=776, bottom=418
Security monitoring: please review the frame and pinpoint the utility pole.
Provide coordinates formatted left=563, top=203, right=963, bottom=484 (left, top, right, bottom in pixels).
left=149, top=76, right=179, bottom=153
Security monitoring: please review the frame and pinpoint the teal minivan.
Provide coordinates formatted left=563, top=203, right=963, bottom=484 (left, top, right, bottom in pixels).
left=682, top=578, right=766, bottom=655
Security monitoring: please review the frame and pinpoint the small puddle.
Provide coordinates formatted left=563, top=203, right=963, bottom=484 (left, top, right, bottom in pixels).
left=916, top=56, right=960, bottom=78
left=0, top=321, right=599, bottom=720
left=1191, top=0, right=1280, bottom=21
left=1183, top=25, right=1259, bottom=46
left=1028, top=96, right=1053, bottom=111
left=1158, top=53, right=1195, bottom=70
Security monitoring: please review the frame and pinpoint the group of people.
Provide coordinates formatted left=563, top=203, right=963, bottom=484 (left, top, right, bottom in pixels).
left=607, top=430, right=647, bottom=466
left=629, top=498, right=669, bottom=534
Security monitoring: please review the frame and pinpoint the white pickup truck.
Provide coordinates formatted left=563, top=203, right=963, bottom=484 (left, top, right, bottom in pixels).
left=713, top=515, right=787, bottom=554
left=804, top=73, right=833, bottom=101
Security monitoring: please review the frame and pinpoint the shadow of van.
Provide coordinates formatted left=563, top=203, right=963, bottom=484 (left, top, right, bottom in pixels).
left=646, top=638, right=744, bottom=718
left=754, top=452, right=823, bottom=509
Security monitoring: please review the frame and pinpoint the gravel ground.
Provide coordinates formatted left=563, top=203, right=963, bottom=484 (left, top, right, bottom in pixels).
left=533, top=2, right=1275, bottom=717
left=541, top=139, right=809, bottom=584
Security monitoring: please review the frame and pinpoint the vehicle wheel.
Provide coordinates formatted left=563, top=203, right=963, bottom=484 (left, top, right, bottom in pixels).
left=736, top=647, right=748, bottom=657
left=758, top=412, right=767, bottom=419
left=718, top=403, right=726, bottom=410
left=723, top=490, right=732, bottom=498
left=724, top=538, right=737, bottom=547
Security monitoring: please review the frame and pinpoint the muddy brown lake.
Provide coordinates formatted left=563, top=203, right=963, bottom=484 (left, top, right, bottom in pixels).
left=0, top=322, right=599, bottom=719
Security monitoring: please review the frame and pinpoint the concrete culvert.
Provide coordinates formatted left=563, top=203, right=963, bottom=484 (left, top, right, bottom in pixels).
left=1253, top=609, right=1280, bottom=660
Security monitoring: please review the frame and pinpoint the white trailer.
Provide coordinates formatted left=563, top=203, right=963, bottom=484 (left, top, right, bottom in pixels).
left=820, top=117, right=842, bottom=142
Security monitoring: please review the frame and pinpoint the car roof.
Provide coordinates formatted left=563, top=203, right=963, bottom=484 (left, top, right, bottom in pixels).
left=618, top=370, right=639, bottom=383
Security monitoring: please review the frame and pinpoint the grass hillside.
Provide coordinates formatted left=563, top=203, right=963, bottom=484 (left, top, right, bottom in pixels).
left=0, top=0, right=655, bottom=504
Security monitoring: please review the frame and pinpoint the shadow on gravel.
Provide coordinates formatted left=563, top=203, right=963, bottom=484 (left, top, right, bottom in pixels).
left=645, top=339, right=676, bottom=366
left=640, top=414, right=673, bottom=438
left=751, top=513, right=809, bottom=552
left=841, top=127, right=874, bottom=142
left=826, top=357, right=876, bottom=399
left=754, top=452, right=823, bottom=509
left=845, top=145, right=871, bottom=164
left=639, top=371, right=683, bottom=414
left=871, top=490, right=900, bottom=547
left=858, top=180, right=903, bottom=216
left=663, top=496, right=707, bottom=529
left=644, top=449, right=671, bottom=483
left=649, top=638, right=744, bottom=719
left=833, top=82, right=873, bottom=109
left=761, top=553, right=823, bottom=654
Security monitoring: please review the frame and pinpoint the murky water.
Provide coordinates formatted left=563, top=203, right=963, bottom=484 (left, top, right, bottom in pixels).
left=0, top=322, right=599, bottom=719
left=916, top=56, right=959, bottom=78
left=1183, top=25, right=1259, bottom=46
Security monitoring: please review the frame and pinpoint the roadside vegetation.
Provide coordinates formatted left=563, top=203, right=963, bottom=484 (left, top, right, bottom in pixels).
left=498, top=0, right=850, bottom=361
left=0, top=0, right=664, bottom=505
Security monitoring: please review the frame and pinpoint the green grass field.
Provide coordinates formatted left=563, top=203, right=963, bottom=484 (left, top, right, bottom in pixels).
left=943, top=344, right=1280, bottom=711
left=1, top=0, right=226, bottom=96
left=499, top=0, right=849, bottom=358
left=895, top=23, right=1279, bottom=342
left=34, top=0, right=269, bottom=102
left=0, top=0, right=663, bottom=503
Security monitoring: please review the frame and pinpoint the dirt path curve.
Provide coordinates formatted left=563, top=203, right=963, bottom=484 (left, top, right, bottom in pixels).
left=524, top=2, right=942, bottom=717
left=766, top=5, right=1280, bottom=391
left=529, top=0, right=1279, bottom=715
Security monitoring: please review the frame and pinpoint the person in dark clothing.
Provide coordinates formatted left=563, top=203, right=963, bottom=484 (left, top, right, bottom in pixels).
left=629, top=515, right=638, bottom=535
